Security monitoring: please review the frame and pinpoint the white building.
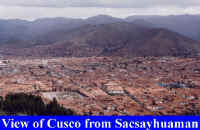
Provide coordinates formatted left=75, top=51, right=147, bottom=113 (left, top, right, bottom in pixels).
left=105, top=81, right=124, bottom=95
left=0, top=60, right=8, bottom=67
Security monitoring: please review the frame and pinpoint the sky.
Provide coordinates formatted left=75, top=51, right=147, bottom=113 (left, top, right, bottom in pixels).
left=0, top=0, right=200, bottom=20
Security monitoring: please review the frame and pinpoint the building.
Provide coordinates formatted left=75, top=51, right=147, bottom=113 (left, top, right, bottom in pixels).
left=0, top=60, right=8, bottom=68
left=105, top=81, right=124, bottom=95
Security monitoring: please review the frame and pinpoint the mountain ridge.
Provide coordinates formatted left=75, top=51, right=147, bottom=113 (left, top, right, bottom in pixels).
left=1, top=22, right=199, bottom=57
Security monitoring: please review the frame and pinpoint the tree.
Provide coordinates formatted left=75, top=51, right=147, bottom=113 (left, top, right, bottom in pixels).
left=2, top=93, right=76, bottom=115
left=45, top=98, right=76, bottom=115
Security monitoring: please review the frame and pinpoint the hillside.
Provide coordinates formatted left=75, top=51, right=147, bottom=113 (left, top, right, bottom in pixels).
left=126, top=15, right=200, bottom=41
left=2, top=22, right=200, bottom=57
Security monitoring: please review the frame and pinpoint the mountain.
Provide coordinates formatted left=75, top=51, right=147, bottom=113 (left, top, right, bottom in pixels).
left=0, top=15, right=200, bottom=57
left=0, top=19, right=30, bottom=44
left=126, top=15, right=200, bottom=41
left=130, top=19, right=155, bottom=28
left=2, top=22, right=200, bottom=57
left=1, top=14, right=200, bottom=45
left=0, top=18, right=87, bottom=46
left=86, top=15, right=123, bottom=25
left=0, top=15, right=123, bottom=46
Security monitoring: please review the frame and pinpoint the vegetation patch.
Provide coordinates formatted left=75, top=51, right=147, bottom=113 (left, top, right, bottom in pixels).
left=0, top=93, right=76, bottom=115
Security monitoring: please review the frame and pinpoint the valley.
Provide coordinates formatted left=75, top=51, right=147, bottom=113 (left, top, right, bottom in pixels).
left=0, top=14, right=200, bottom=115
left=0, top=56, right=200, bottom=115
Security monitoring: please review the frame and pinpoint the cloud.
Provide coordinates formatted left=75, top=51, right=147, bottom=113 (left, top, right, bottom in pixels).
left=0, top=0, right=200, bottom=20
left=0, top=0, right=200, bottom=8
left=0, top=5, right=200, bottom=20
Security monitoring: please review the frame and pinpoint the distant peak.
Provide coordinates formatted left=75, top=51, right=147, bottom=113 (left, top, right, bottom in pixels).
left=89, top=14, right=113, bottom=18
